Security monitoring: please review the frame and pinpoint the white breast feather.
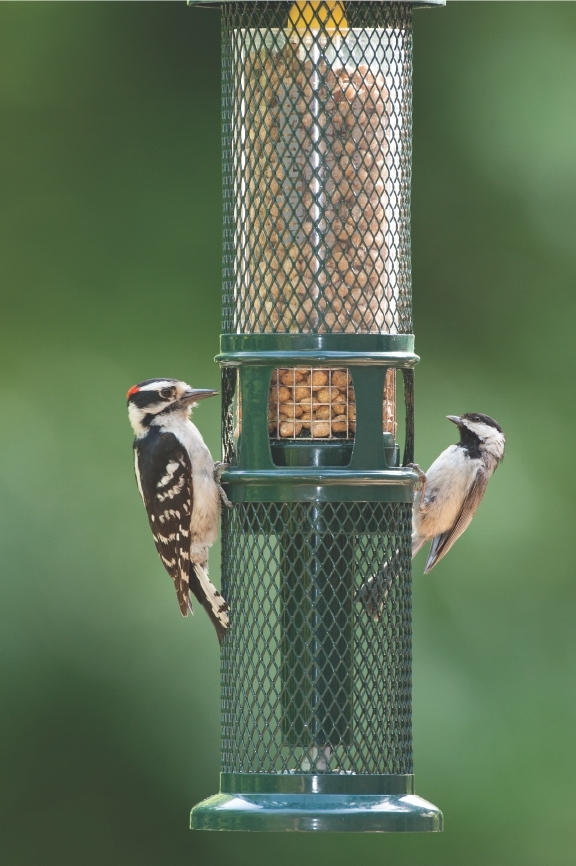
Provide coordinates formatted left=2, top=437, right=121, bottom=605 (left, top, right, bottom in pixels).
left=414, top=445, right=479, bottom=539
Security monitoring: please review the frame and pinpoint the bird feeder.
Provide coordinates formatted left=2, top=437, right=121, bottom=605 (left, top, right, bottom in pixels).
left=190, top=0, right=444, bottom=832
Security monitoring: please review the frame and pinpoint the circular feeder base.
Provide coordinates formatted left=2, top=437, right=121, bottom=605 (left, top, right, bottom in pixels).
left=191, top=789, right=443, bottom=833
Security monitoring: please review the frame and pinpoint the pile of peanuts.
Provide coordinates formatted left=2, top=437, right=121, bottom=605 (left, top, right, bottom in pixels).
left=267, top=367, right=396, bottom=440
left=268, top=367, right=355, bottom=439
left=242, top=38, right=396, bottom=335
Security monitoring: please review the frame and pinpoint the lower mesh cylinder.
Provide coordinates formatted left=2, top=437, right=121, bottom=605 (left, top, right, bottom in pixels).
left=221, top=500, right=413, bottom=775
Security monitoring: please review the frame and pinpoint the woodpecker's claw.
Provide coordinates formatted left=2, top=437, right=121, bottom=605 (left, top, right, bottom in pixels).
left=214, top=462, right=233, bottom=509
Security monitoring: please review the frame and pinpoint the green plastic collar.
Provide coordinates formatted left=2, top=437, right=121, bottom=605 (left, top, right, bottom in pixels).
left=217, top=333, right=418, bottom=368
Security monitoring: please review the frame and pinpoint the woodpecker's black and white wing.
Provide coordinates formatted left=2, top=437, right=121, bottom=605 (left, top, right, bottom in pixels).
left=424, top=468, right=490, bottom=574
left=133, top=428, right=229, bottom=641
left=134, top=429, right=194, bottom=615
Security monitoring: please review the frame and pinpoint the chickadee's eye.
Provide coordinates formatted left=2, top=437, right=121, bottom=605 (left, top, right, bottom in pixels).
left=160, top=387, right=174, bottom=399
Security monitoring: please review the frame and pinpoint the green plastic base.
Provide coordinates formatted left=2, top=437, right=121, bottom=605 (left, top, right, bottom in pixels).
left=191, top=792, right=442, bottom=833
left=191, top=775, right=443, bottom=833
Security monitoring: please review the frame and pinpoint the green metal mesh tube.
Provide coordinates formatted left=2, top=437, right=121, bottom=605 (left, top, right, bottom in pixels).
left=221, top=500, right=413, bottom=774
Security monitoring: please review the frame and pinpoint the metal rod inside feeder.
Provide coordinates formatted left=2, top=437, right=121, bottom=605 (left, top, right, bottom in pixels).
left=281, top=502, right=353, bottom=764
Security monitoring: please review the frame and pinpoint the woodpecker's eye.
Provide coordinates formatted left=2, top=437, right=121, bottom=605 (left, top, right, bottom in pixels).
left=160, top=387, right=174, bottom=400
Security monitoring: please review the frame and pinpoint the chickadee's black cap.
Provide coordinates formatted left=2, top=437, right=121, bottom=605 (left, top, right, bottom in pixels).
left=460, top=413, right=503, bottom=433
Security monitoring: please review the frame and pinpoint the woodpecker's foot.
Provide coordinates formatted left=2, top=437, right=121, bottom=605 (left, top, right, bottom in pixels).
left=407, top=463, right=428, bottom=508
left=214, top=462, right=233, bottom=509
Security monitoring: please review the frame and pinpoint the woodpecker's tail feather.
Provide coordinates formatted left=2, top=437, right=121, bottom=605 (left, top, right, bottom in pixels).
left=189, top=562, right=230, bottom=643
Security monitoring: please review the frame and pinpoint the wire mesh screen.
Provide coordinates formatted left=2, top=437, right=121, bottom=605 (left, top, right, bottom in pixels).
left=268, top=365, right=397, bottom=440
left=222, top=1, right=413, bottom=335
left=221, top=501, right=413, bottom=774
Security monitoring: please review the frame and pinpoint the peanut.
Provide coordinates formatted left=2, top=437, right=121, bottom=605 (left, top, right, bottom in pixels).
left=279, top=420, right=303, bottom=438
left=311, top=421, right=331, bottom=438
left=331, top=370, right=349, bottom=388
left=332, top=420, right=348, bottom=434
left=294, top=386, right=311, bottom=402
left=282, top=403, right=304, bottom=419
left=310, top=370, right=329, bottom=387
left=317, top=387, right=339, bottom=404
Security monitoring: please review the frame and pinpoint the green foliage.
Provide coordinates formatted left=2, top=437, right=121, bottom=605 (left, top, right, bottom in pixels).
left=1, top=3, right=575, bottom=864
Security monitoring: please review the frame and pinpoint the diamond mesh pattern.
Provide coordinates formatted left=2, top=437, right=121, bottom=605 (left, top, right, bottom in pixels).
left=222, top=2, right=413, bottom=335
left=221, top=501, right=413, bottom=774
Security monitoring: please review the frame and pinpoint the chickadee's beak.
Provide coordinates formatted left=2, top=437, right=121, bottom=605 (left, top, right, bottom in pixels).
left=181, top=388, right=218, bottom=404
left=447, top=415, right=462, bottom=426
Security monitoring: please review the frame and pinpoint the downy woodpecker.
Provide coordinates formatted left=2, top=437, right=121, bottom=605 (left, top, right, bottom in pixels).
left=127, top=378, right=230, bottom=642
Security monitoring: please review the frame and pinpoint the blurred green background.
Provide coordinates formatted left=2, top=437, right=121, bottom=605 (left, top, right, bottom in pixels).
left=1, top=1, right=575, bottom=863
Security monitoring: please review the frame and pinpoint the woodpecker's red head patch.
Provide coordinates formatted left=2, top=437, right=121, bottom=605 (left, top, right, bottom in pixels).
left=126, top=385, right=140, bottom=399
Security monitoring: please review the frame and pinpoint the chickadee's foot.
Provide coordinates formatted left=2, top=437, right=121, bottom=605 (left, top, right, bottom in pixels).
left=408, top=462, right=428, bottom=507
left=408, top=463, right=428, bottom=511
left=214, top=462, right=233, bottom=509
left=407, top=462, right=426, bottom=485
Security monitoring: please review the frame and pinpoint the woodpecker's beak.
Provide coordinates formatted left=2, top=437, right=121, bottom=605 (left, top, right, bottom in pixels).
left=181, top=388, right=218, bottom=404
left=447, top=415, right=462, bottom=426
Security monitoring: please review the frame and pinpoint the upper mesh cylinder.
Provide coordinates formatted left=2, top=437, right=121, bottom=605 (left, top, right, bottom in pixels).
left=222, top=2, right=413, bottom=335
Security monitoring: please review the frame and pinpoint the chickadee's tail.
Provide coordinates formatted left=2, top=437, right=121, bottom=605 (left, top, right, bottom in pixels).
left=189, top=562, right=230, bottom=643
left=423, top=533, right=448, bottom=574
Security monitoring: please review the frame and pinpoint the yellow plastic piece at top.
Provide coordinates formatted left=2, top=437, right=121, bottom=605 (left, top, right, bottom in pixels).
left=288, top=1, right=348, bottom=34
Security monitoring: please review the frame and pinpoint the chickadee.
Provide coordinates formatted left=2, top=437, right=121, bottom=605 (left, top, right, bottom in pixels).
left=356, top=412, right=505, bottom=619
left=411, top=413, right=505, bottom=573
left=127, top=378, right=231, bottom=642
